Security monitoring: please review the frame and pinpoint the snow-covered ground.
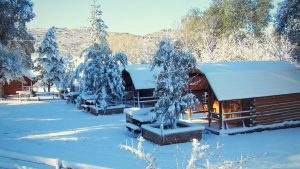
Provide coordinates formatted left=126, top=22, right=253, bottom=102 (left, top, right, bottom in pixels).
left=0, top=99, right=299, bottom=169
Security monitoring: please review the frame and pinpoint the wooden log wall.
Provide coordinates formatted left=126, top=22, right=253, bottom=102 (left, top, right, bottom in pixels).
left=242, top=99, right=255, bottom=126
left=254, top=93, right=300, bottom=125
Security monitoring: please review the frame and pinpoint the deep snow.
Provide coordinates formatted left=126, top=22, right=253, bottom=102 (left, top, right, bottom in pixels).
left=0, top=99, right=300, bottom=169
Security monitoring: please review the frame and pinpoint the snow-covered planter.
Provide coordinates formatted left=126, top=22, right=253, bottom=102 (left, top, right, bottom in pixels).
left=89, top=104, right=126, bottom=115
left=141, top=121, right=204, bottom=145
left=125, top=107, right=156, bottom=132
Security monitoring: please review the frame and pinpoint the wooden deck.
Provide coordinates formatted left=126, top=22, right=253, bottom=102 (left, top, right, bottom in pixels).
left=90, top=106, right=125, bottom=116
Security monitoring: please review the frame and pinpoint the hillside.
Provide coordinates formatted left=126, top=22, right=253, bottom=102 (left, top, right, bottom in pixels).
left=29, top=28, right=175, bottom=64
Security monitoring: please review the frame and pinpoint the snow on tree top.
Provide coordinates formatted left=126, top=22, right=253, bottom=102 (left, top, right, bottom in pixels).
left=23, top=69, right=38, bottom=80
left=198, top=61, right=300, bottom=101
left=123, top=64, right=161, bottom=90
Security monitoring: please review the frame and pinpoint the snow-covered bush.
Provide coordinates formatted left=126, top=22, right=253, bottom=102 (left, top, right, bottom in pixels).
left=121, top=138, right=254, bottom=169
left=35, top=27, right=65, bottom=92
left=120, top=137, right=157, bottom=169
left=151, top=38, right=197, bottom=129
left=185, top=139, right=254, bottom=169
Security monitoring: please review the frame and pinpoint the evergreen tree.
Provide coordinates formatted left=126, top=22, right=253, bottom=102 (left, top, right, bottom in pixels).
left=90, top=0, right=108, bottom=45
left=151, top=39, right=197, bottom=129
left=35, top=27, right=65, bottom=92
left=81, top=44, right=127, bottom=108
left=0, top=44, right=25, bottom=86
left=0, top=0, right=35, bottom=97
left=61, top=53, right=76, bottom=92
left=80, top=0, right=127, bottom=109
left=275, top=0, right=300, bottom=61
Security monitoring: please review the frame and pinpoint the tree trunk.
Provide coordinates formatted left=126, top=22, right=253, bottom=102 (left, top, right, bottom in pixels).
left=47, top=84, right=51, bottom=92
left=0, top=83, right=4, bottom=98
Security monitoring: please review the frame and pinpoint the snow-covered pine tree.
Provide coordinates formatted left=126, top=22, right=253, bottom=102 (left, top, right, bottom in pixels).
left=151, top=38, right=197, bottom=129
left=61, top=53, right=76, bottom=92
left=0, top=44, right=25, bottom=97
left=0, top=0, right=35, bottom=97
left=81, top=44, right=127, bottom=109
left=79, top=0, right=127, bottom=109
left=275, top=0, right=300, bottom=62
left=35, top=27, right=65, bottom=92
left=90, top=0, right=108, bottom=45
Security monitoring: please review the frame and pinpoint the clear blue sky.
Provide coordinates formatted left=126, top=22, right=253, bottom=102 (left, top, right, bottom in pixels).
left=28, top=0, right=282, bottom=35
left=28, top=0, right=211, bottom=35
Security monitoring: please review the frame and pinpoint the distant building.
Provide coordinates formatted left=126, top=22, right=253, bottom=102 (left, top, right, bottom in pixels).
left=122, top=64, right=159, bottom=107
left=3, top=76, right=35, bottom=96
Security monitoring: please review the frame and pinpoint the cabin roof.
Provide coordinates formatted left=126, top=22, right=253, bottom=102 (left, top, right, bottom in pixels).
left=23, top=69, right=38, bottom=80
left=123, top=64, right=160, bottom=90
left=198, top=61, right=300, bottom=101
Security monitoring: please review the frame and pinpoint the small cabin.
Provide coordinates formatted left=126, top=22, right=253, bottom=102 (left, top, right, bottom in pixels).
left=189, top=61, right=300, bottom=134
left=3, top=76, right=34, bottom=96
left=122, top=64, right=159, bottom=107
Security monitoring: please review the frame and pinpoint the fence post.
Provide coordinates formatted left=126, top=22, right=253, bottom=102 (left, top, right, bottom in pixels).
left=55, top=159, right=61, bottom=169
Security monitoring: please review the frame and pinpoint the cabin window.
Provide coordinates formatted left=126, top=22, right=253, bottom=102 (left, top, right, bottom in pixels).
left=223, top=100, right=242, bottom=118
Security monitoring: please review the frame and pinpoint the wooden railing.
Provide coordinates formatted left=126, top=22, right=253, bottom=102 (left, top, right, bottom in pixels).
left=133, top=96, right=158, bottom=107
left=210, top=109, right=256, bottom=129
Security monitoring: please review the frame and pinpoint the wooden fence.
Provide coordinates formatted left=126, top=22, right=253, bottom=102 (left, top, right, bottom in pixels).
left=0, top=149, right=109, bottom=169
left=133, top=96, right=158, bottom=107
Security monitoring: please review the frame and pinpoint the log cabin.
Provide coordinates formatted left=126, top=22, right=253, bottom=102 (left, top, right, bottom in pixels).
left=122, top=64, right=159, bottom=107
left=3, top=76, right=34, bottom=96
left=189, top=61, right=300, bottom=133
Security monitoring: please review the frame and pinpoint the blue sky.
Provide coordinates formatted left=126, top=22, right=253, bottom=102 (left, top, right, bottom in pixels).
left=28, top=0, right=282, bottom=35
left=28, top=0, right=211, bottom=35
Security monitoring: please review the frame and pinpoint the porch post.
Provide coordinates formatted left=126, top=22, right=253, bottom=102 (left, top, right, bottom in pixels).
left=207, top=87, right=213, bottom=127
left=133, top=91, right=136, bottom=107
left=219, top=101, right=223, bottom=129
left=137, top=91, right=140, bottom=107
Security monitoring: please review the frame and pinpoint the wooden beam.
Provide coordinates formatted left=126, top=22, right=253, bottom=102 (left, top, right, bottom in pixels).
left=219, top=101, right=223, bottom=129
left=207, top=86, right=214, bottom=127
left=137, top=91, right=140, bottom=107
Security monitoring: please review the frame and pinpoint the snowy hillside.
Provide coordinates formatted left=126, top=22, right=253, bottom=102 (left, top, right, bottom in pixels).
left=29, top=28, right=175, bottom=64
left=0, top=99, right=299, bottom=168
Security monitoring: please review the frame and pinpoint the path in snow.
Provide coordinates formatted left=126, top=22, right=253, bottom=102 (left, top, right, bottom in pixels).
left=0, top=99, right=299, bottom=168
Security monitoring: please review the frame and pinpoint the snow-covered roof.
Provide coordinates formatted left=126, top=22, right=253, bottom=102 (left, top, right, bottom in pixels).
left=198, top=61, right=300, bottom=101
left=123, top=64, right=160, bottom=90
left=23, top=69, right=38, bottom=80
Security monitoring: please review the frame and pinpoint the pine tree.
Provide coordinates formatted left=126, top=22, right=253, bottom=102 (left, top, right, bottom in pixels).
left=80, top=0, right=127, bottom=109
left=81, top=44, right=127, bottom=108
left=61, top=53, right=76, bottom=92
left=151, top=39, right=197, bottom=129
left=275, top=0, right=300, bottom=61
left=90, top=0, right=108, bottom=45
left=0, top=0, right=35, bottom=97
left=35, top=27, right=65, bottom=92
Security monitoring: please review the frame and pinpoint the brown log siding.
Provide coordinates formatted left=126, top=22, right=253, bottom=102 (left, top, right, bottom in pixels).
left=254, top=93, right=300, bottom=125
left=3, top=76, right=33, bottom=95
